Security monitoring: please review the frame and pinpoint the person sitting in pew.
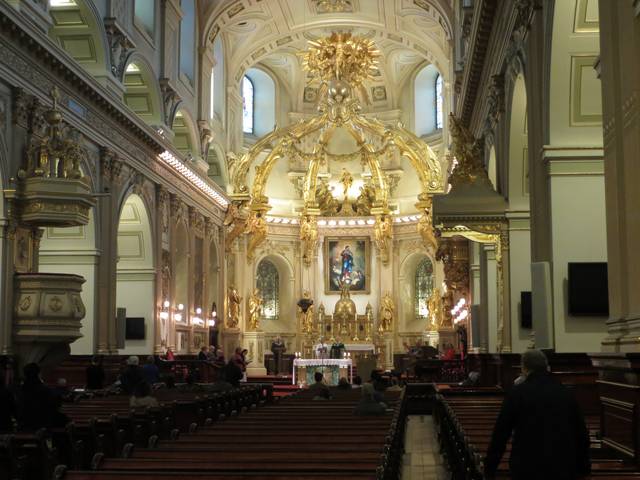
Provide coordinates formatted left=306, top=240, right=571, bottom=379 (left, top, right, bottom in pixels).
left=0, top=373, right=15, bottom=432
left=119, top=356, right=144, bottom=395
left=198, top=346, right=209, bottom=361
left=130, top=381, right=159, bottom=409
left=353, top=383, right=386, bottom=416
left=222, top=359, right=243, bottom=387
left=337, top=377, right=351, bottom=390
left=308, top=371, right=332, bottom=400
left=18, top=363, right=70, bottom=430
left=86, top=355, right=105, bottom=390
left=142, top=356, right=160, bottom=385
left=483, top=349, right=590, bottom=480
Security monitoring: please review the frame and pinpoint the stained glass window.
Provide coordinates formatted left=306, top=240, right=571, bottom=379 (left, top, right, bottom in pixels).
left=242, top=76, right=254, bottom=134
left=256, top=259, right=278, bottom=319
left=415, top=258, right=434, bottom=318
left=435, top=73, right=443, bottom=130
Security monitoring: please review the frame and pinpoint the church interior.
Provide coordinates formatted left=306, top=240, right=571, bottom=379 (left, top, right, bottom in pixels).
left=0, top=0, right=638, bottom=478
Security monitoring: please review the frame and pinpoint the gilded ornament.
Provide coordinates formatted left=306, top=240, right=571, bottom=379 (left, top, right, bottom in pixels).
left=245, top=210, right=268, bottom=263
left=247, top=289, right=263, bottom=331
left=226, top=285, right=241, bottom=328
left=448, top=114, right=491, bottom=188
left=374, top=215, right=393, bottom=265
left=378, top=292, right=394, bottom=333
left=299, top=215, right=319, bottom=267
left=426, top=288, right=443, bottom=330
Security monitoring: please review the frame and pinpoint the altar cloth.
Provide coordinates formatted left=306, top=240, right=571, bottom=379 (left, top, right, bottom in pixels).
left=292, top=358, right=353, bottom=385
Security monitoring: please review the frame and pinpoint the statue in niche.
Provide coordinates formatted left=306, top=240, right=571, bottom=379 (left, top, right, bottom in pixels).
left=247, top=288, right=263, bottom=331
left=427, top=288, right=443, bottom=330
left=297, top=290, right=315, bottom=335
left=378, top=292, right=395, bottom=333
left=227, top=285, right=241, bottom=328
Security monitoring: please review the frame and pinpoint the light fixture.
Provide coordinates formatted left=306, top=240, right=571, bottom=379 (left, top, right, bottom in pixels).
left=163, top=300, right=170, bottom=308
left=178, top=303, right=184, bottom=311
left=196, top=307, right=202, bottom=315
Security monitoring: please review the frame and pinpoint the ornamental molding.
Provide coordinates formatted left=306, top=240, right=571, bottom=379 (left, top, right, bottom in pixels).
left=104, top=17, right=135, bottom=81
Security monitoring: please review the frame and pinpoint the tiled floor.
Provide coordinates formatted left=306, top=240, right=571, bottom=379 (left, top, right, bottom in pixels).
left=401, top=415, right=449, bottom=480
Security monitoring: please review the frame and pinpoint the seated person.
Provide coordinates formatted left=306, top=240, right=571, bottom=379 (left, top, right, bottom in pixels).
left=142, top=356, right=160, bottom=385
left=370, top=370, right=388, bottom=402
left=86, top=355, right=105, bottom=390
left=308, top=371, right=332, bottom=400
left=352, top=375, right=362, bottom=388
left=222, top=360, right=243, bottom=387
left=120, top=356, right=144, bottom=395
left=0, top=374, right=15, bottom=432
left=18, top=363, right=70, bottom=430
left=130, top=381, right=159, bottom=409
left=198, top=346, right=209, bottom=361
left=353, top=383, right=386, bottom=416
left=53, top=378, right=72, bottom=401
left=337, top=377, right=351, bottom=390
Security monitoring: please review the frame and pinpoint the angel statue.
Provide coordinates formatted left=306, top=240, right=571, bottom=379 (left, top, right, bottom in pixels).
left=374, top=215, right=393, bottom=265
left=227, top=285, right=241, bottom=328
left=418, top=207, right=438, bottom=254
left=378, top=292, right=395, bottom=333
left=247, top=288, right=263, bottom=331
left=339, top=168, right=353, bottom=198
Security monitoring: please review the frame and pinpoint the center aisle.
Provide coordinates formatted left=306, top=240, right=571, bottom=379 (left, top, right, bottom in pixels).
left=401, top=416, right=448, bottom=480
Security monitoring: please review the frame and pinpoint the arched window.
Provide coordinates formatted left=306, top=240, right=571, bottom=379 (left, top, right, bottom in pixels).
left=179, top=0, right=195, bottom=83
left=435, top=74, right=443, bottom=130
left=242, top=76, right=254, bottom=134
left=415, top=258, right=434, bottom=318
left=134, top=0, right=155, bottom=38
left=256, top=259, right=279, bottom=319
left=414, top=64, right=442, bottom=137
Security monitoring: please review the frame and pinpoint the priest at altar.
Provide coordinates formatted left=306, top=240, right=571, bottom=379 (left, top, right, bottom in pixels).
left=314, top=339, right=330, bottom=359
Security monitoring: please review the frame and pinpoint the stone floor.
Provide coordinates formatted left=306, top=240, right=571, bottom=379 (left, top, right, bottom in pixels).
left=401, top=415, right=449, bottom=480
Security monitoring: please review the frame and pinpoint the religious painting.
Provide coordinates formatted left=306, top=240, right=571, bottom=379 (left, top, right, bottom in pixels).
left=324, top=237, right=370, bottom=294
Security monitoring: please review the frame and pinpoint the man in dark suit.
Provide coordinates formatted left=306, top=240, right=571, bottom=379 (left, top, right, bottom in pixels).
left=484, top=349, right=590, bottom=480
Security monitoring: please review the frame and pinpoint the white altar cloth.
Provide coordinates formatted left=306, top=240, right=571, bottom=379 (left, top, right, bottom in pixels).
left=292, top=358, right=353, bottom=385
left=344, top=343, right=375, bottom=352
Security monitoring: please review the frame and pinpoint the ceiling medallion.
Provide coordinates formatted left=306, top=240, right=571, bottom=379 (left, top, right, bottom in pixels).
left=314, top=0, right=354, bottom=14
left=227, top=33, right=444, bottom=264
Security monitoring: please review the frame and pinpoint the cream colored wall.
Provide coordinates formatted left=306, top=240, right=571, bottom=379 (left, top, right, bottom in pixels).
left=39, top=211, right=98, bottom=355
left=115, top=195, right=156, bottom=355
left=548, top=159, right=607, bottom=352
left=508, top=218, right=532, bottom=353
left=549, top=0, right=602, bottom=147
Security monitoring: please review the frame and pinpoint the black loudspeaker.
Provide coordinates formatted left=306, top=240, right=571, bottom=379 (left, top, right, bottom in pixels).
left=521, top=291, right=532, bottom=329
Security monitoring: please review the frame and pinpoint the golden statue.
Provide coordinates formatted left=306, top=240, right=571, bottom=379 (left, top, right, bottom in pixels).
left=427, top=288, right=443, bottom=330
left=379, top=292, right=394, bottom=333
left=297, top=290, right=315, bottom=335
left=245, top=210, right=267, bottom=262
left=448, top=114, right=490, bottom=188
left=224, top=203, right=247, bottom=253
left=316, top=179, right=340, bottom=216
left=247, top=288, right=263, bottom=331
left=299, top=215, right=318, bottom=267
left=227, top=285, right=241, bottom=328
left=374, top=215, right=393, bottom=265
left=339, top=168, right=353, bottom=198
left=418, top=206, right=438, bottom=254
left=354, top=182, right=376, bottom=215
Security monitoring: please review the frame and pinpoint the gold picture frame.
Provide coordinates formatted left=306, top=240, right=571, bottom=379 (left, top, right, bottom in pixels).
left=324, top=236, right=371, bottom=294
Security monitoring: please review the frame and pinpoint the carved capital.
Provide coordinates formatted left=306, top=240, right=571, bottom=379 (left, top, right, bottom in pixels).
left=100, top=147, right=123, bottom=185
left=159, top=78, right=182, bottom=126
left=104, top=18, right=135, bottom=81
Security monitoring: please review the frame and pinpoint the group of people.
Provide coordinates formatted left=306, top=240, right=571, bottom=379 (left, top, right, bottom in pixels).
left=307, top=369, right=400, bottom=416
left=0, top=363, right=70, bottom=432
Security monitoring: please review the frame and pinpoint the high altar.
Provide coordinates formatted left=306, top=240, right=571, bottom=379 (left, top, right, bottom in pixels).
left=218, top=32, right=469, bottom=376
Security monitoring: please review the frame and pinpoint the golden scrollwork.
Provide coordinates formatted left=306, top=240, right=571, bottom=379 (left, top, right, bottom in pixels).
left=299, top=215, right=319, bottom=267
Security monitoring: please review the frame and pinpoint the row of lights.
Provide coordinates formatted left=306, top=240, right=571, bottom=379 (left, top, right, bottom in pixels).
left=159, top=150, right=229, bottom=209
left=160, top=300, right=217, bottom=327
left=451, top=297, right=469, bottom=324
left=265, top=215, right=423, bottom=225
